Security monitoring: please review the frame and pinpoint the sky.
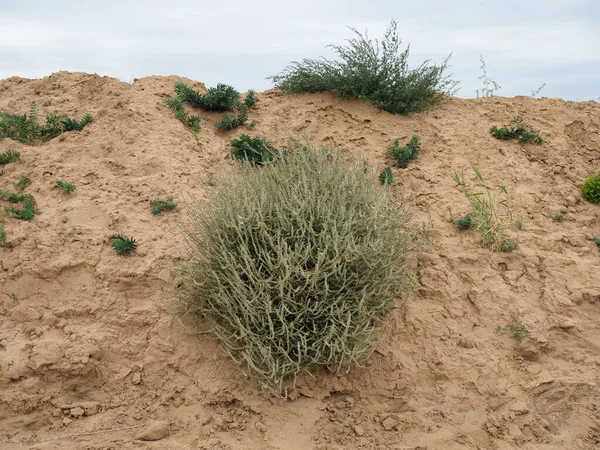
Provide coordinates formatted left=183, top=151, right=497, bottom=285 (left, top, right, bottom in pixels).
left=0, top=0, right=598, bottom=101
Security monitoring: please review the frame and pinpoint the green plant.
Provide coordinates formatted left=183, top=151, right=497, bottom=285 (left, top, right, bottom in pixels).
left=215, top=105, right=248, bottom=131
left=476, top=56, right=501, bottom=98
left=514, top=219, right=523, bottom=231
left=379, top=166, right=393, bottom=185
left=551, top=213, right=566, bottom=223
left=174, top=82, right=204, bottom=108
left=200, top=83, right=240, bottom=112
left=490, top=117, right=545, bottom=145
left=231, top=134, right=277, bottom=165
left=455, top=214, right=472, bottom=230
left=0, top=191, right=35, bottom=221
left=0, top=104, right=93, bottom=144
left=0, top=224, right=5, bottom=246
left=389, top=136, right=420, bottom=168
left=581, top=174, right=600, bottom=203
left=244, top=90, right=257, bottom=108
left=13, top=174, right=31, bottom=191
left=151, top=196, right=177, bottom=215
left=595, top=237, right=600, bottom=246
left=56, top=181, right=77, bottom=194
left=165, top=97, right=203, bottom=134
left=496, top=311, right=529, bottom=342
left=109, top=234, right=137, bottom=255
left=269, top=20, right=458, bottom=116
left=0, top=150, right=20, bottom=165
left=452, top=167, right=512, bottom=252
left=178, top=143, right=416, bottom=390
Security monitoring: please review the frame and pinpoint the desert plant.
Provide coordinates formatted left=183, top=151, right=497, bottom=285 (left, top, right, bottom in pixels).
left=389, top=136, right=420, bottom=168
left=269, top=20, right=458, bottom=116
left=0, top=191, right=35, bottom=221
left=200, top=83, right=240, bottom=112
left=56, top=181, right=76, bottom=194
left=178, top=143, right=416, bottom=390
left=595, top=237, right=600, bottom=247
left=244, top=90, right=257, bottom=108
left=165, top=97, right=203, bottom=134
left=455, top=214, right=472, bottom=230
left=151, top=196, right=177, bottom=215
left=215, top=105, right=249, bottom=131
left=531, top=83, right=546, bottom=98
left=496, top=311, right=529, bottom=342
left=0, top=150, right=20, bottom=165
left=490, top=117, right=545, bottom=145
left=452, top=167, right=512, bottom=252
left=231, top=134, right=277, bottom=165
left=551, top=213, right=566, bottom=223
left=174, top=82, right=204, bottom=108
left=0, top=225, right=5, bottom=246
left=109, top=234, right=137, bottom=255
left=514, top=219, right=524, bottom=231
left=12, top=174, right=31, bottom=191
left=379, top=166, right=393, bottom=185
left=476, top=56, right=501, bottom=98
left=581, top=174, right=600, bottom=203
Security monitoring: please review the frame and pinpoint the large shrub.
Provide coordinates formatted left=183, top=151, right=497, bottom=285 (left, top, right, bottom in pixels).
left=178, top=143, right=415, bottom=390
left=581, top=174, right=600, bottom=203
left=269, top=20, right=459, bottom=115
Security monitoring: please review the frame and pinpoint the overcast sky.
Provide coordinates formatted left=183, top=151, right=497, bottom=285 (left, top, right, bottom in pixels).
left=0, top=0, right=598, bottom=101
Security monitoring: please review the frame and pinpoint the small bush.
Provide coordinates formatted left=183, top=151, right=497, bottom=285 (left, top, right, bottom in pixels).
left=595, top=237, right=600, bottom=247
left=452, top=167, right=512, bottom=252
left=13, top=174, right=31, bottom=191
left=56, top=181, right=77, bottom=194
left=244, top=90, right=257, bottom=108
left=0, top=224, right=5, bottom=246
left=490, top=117, right=545, bottom=145
left=151, top=196, right=177, bottom=215
left=0, top=150, right=20, bottom=165
left=0, top=191, right=35, bottom=221
left=581, top=174, right=600, bottom=203
left=165, top=97, right=202, bottom=134
left=201, top=84, right=240, bottom=112
left=389, top=136, right=420, bottom=168
left=455, top=214, right=472, bottom=230
left=178, top=143, right=415, bottom=390
left=379, top=166, right=393, bottom=185
left=174, top=82, right=204, bottom=108
left=216, top=105, right=248, bottom=131
left=496, top=311, right=529, bottom=342
left=269, top=20, right=458, bottom=115
left=231, top=134, right=277, bottom=165
left=109, top=234, right=137, bottom=255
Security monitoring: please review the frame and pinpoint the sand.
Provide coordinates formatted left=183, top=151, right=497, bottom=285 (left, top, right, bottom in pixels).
left=0, top=72, right=599, bottom=449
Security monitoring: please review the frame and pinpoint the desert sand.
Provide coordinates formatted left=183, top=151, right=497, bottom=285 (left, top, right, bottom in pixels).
left=1, top=72, right=599, bottom=449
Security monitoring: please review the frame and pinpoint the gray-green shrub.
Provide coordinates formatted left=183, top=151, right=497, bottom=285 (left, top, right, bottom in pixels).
left=178, top=143, right=416, bottom=390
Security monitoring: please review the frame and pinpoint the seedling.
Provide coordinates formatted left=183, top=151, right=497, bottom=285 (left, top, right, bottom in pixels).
left=13, top=174, right=31, bottom=191
left=0, top=191, right=35, bottom=221
left=455, top=214, right=472, bottom=230
left=151, top=196, right=177, bottom=215
left=551, top=213, right=565, bottom=223
left=490, top=117, right=545, bottom=145
left=389, top=136, right=420, bottom=168
left=109, top=234, right=137, bottom=255
left=496, top=311, right=529, bottom=342
left=379, top=167, right=393, bottom=185
left=0, top=224, right=5, bottom=246
left=514, top=219, right=524, bottom=231
left=0, top=150, right=20, bottom=165
left=56, top=181, right=77, bottom=194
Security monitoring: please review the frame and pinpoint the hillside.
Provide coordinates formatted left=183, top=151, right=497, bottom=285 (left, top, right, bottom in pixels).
left=1, top=72, right=600, bottom=450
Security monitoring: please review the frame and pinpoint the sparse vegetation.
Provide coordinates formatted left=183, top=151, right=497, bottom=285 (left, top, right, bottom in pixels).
left=56, top=181, right=77, bottom=194
left=595, top=237, right=600, bottom=247
left=231, top=134, right=277, bottom=165
left=243, top=90, right=257, bottom=108
left=151, top=196, right=177, bottom=215
left=0, top=191, right=35, bottom=221
left=164, top=97, right=202, bottom=134
left=455, top=214, right=472, bottom=230
left=216, top=105, right=248, bottom=131
left=476, top=56, right=501, bottom=98
left=13, top=174, right=31, bottom=191
left=269, top=20, right=459, bottom=115
left=389, top=136, right=420, bottom=168
left=109, top=234, right=137, bottom=255
left=490, top=117, right=545, bottom=145
left=514, top=219, right=524, bottom=231
left=0, top=224, right=5, bottom=246
left=496, top=311, right=529, bottom=342
left=0, top=150, right=20, bottom=165
left=178, top=143, right=416, bottom=390
left=581, top=174, right=600, bottom=203
left=379, top=166, right=393, bottom=185
left=551, top=213, right=566, bottom=223
left=0, top=104, right=92, bottom=144
left=452, top=167, right=513, bottom=252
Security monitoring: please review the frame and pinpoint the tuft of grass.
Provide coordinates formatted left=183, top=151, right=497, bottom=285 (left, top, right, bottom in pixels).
left=243, top=90, right=257, bottom=108
left=177, top=143, right=417, bottom=391
left=13, top=174, right=31, bottom=191
left=496, top=311, right=529, bottom=342
left=269, top=20, right=459, bottom=116
left=389, top=136, right=420, bottom=168
left=379, top=166, right=393, bottom=185
left=514, top=219, right=524, bottom=231
left=0, top=150, right=20, bottom=165
left=151, top=196, right=177, bottom=215
left=0, top=191, right=35, bottom=221
left=215, top=105, right=248, bottom=131
left=109, top=234, right=137, bottom=255
left=231, top=134, right=277, bottom=165
left=56, top=181, right=77, bottom=194
left=551, top=213, right=566, bottom=223
left=580, top=174, right=600, bottom=203
left=0, top=104, right=93, bottom=144
left=452, top=167, right=512, bottom=252
left=490, top=117, right=545, bottom=145
left=0, top=224, right=5, bottom=246
left=455, top=214, right=472, bottom=230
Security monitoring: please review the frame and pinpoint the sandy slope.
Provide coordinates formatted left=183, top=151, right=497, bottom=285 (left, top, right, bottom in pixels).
left=0, top=72, right=599, bottom=450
